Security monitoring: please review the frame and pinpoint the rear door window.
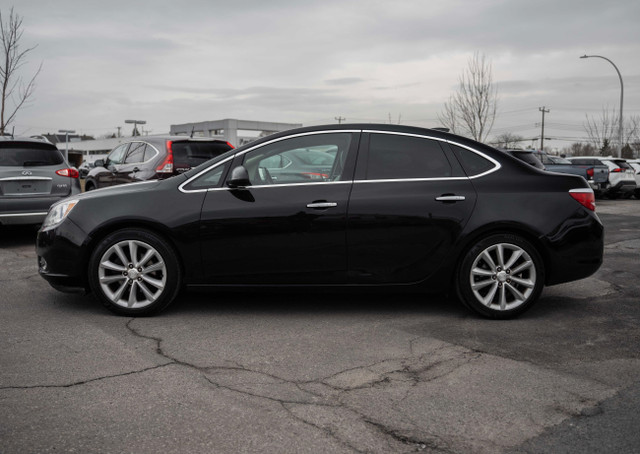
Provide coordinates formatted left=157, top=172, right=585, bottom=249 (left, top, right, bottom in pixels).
left=366, top=134, right=452, bottom=179
left=124, top=142, right=147, bottom=164
left=172, top=141, right=232, bottom=173
left=0, top=142, right=64, bottom=167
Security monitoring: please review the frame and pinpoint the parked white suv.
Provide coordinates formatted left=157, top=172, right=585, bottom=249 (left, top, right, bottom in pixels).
left=567, top=156, right=636, bottom=198
left=627, top=159, right=640, bottom=199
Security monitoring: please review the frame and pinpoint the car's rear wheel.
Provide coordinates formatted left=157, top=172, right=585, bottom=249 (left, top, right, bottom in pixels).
left=457, top=234, right=544, bottom=319
left=88, top=229, right=181, bottom=316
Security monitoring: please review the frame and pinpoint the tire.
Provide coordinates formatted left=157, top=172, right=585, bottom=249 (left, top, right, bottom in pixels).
left=456, top=234, right=544, bottom=319
left=85, top=181, right=95, bottom=191
left=88, top=229, right=181, bottom=316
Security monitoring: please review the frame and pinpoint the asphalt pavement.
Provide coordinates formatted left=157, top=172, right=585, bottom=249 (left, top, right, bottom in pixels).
left=1, top=199, right=639, bottom=453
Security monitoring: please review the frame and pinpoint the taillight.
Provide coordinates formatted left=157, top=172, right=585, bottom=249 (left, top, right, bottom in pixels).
left=569, top=188, right=596, bottom=211
left=156, top=140, right=174, bottom=174
left=301, top=172, right=329, bottom=180
left=226, top=141, right=235, bottom=149
left=56, top=168, right=79, bottom=178
left=586, top=168, right=594, bottom=178
left=611, top=168, right=622, bottom=173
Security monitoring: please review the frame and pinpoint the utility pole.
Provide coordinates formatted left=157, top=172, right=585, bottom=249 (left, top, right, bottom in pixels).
left=539, top=107, right=550, bottom=151
left=335, top=116, right=345, bottom=124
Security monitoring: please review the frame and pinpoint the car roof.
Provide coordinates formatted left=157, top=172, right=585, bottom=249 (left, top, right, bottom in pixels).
left=0, top=136, right=57, bottom=147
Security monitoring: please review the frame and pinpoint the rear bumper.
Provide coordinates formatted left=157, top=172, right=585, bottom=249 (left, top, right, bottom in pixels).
left=544, top=210, right=604, bottom=286
left=604, top=181, right=636, bottom=194
left=0, top=194, right=73, bottom=225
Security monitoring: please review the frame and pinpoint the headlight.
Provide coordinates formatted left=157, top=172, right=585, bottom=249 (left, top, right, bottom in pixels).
left=42, top=199, right=79, bottom=229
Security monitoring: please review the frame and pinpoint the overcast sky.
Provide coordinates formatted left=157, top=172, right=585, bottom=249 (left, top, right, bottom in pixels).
left=6, top=0, right=640, bottom=151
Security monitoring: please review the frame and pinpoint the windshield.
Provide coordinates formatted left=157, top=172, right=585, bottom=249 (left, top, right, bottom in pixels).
left=0, top=142, right=64, bottom=167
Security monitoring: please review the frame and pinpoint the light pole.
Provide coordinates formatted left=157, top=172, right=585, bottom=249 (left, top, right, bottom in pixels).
left=124, top=119, right=146, bottom=136
left=580, top=54, right=624, bottom=158
left=58, top=129, right=75, bottom=162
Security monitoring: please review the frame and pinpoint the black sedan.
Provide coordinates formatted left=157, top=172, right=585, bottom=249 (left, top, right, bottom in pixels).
left=36, top=124, right=603, bottom=319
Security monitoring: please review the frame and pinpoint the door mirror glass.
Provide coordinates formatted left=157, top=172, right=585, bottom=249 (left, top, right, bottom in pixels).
left=94, top=159, right=104, bottom=168
left=227, top=165, right=251, bottom=188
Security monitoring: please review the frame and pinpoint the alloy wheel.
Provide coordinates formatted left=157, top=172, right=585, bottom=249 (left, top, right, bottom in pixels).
left=469, top=242, right=536, bottom=311
left=97, top=239, right=167, bottom=309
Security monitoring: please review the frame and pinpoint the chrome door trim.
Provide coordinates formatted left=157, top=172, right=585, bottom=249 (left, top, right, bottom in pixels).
left=306, top=202, right=338, bottom=209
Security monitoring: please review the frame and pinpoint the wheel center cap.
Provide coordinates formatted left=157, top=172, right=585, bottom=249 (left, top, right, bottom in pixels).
left=128, top=269, right=140, bottom=280
left=497, top=271, right=508, bottom=283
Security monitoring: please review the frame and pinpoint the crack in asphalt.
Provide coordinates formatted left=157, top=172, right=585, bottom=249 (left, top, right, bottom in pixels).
left=121, top=318, right=485, bottom=452
left=0, top=364, right=171, bottom=390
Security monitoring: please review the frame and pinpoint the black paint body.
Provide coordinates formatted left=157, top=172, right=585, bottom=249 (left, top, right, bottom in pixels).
left=37, top=124, right=603, bottom=295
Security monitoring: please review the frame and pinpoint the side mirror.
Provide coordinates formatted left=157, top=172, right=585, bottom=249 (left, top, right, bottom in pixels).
left=227, top=165, right=251, bottom=188
left=94, top=159, right=105, bottom=168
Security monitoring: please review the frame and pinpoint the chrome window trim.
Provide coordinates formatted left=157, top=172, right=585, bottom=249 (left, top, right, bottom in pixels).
left=354, top=177, right=469, bottom=184
left=179, top=130, right=359, bottom=194
left=0, top=176, right=52, bottom=181
left=362, top=129, right=501, bottom=179
left=204, top=180, right=353, bottom=192
left=178, top=129, right=502, bottom=193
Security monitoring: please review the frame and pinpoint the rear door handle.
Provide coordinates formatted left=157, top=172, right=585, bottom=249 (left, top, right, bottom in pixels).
left=306, top=202, right=338, bottom=209
left=435, top=195, right=466, bottom=202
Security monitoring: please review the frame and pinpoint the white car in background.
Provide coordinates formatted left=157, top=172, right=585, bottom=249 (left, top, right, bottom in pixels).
left=567, top=156, right=636, bottom=199
left=627, top=159, right=640, bottom=199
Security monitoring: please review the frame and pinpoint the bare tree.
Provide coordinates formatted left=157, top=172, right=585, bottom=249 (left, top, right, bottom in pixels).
left=0, top=7, right=41, bottom=135
left=583, top=108, right=617, bottom=155
left=490, top=132, right=525, bottom=149
left=562, top=142, right=598, bottom=157
left=437, top=52, right=498, bottom=142
left=584, top=109, right=640, bottom=157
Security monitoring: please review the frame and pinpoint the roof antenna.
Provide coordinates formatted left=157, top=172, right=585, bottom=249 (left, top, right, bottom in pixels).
left=11, top=126, right=15, bottom=138
left=190, top=126, right=195, bottom=138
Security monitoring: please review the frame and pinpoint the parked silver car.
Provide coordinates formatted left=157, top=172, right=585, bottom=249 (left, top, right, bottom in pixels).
left=0, top=137, right=81, bottom=225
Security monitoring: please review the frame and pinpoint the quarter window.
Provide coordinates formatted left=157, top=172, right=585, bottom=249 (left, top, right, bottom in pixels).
left=366, top=134, right=452, bottom=179
left=450, top=144, right=495, bottom=176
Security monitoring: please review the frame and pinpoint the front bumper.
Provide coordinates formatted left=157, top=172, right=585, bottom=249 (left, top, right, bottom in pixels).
left=36, top=219, right=91, bottom=292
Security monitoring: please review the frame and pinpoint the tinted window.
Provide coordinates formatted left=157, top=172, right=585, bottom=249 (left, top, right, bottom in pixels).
left=451, top=145, right=495, bottom=176
left=124, top=142, right=146, bottom=164
left=0, top=142, right=64, bottom=167
left=613, top=160, right=632, bottom=170
left=367, top=134, right=451, bottom=179
left=172, top=141, right=232, bottom=173
left=243, top=133, right=351, bottom=185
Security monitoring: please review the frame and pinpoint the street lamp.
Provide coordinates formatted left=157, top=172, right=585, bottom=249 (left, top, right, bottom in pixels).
left=580, top=54, right=624, bottom=158
left=124, top=119, right=146, bottom=136
left=58, top=129, right=76, bottom=162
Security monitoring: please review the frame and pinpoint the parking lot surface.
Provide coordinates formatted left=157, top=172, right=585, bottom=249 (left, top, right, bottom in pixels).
left=1, top=199, right=639, bottom=453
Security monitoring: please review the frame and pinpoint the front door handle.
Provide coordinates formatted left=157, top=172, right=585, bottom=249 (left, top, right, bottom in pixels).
left=306, top=202, right=338, bottom=209
left=435, top=195, right=466, bottom=202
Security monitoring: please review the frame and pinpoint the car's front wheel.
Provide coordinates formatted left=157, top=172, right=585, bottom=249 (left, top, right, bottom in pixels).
left=457, top=234, right=544, bottom=319
left=88, top=229, right=181, bottom=316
